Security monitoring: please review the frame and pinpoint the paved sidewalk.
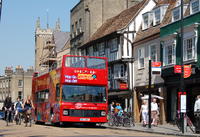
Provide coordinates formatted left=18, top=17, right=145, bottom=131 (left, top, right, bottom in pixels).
left=105, top=123, right=200, bottom=137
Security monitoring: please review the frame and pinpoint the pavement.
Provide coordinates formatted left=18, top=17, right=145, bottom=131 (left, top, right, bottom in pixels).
left=105, top=123, right=200, bottom=137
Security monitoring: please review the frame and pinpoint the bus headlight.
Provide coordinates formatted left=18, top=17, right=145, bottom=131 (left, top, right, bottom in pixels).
left=101, top=111, right=106, bottom=116
left=63, top=110, right=69, bottom=116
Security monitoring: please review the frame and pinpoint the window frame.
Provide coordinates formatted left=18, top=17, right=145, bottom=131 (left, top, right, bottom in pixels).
left=99, top=42, right=105, bottom=56
left=172, top=6, right=181, bottom=22
left=149, top=44, right=157, bottom=62
left=163, top=41, right=176, bottom=66
left=153, top=8, right=161, bottom=25
left=18, top=80, right=23, bottom=87
left=109, top=38, right=118, bottom=52
left=190, top=0, right=200, bottom=14
left=18, top=91, right=22, bottom=100
left=113, top=64, right=125, bottom=78
left=138, top=48, right=145, bottom=69
left=142, top=13, right=150, bottom=30
left=183, top=36, right=196, bottom=61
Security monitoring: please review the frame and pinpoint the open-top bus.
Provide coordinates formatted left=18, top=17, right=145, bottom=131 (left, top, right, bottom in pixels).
left=32, top=55, right=108, bottom=125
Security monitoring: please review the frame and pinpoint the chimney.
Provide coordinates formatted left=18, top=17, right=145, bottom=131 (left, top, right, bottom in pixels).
left=15, top=65, right=24, bottom=74
left=5, top=67, right=13, bottom=76
left=27, top=66, right=34, bottom=75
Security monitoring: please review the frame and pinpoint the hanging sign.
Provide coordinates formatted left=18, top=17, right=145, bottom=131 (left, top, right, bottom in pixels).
left=151, top=62, right=161, bottom=75
left=119, top=83, right=128, bottom=90
left=174, top=65, right=182, bottom=73
left=184, top=65, right=192, bottom=78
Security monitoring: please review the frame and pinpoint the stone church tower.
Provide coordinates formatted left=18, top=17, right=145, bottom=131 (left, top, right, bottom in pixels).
left=34, top=17, right=60, bottom=73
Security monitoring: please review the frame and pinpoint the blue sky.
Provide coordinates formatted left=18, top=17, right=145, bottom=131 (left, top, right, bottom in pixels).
left=0, top=0, right=79, bottom=75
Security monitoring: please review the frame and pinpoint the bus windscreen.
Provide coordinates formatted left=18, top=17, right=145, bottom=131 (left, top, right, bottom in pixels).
left=62, top=85, right=106, bottom=103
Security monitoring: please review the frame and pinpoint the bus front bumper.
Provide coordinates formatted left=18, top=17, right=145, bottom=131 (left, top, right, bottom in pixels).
left=60, top=116, right=107, bottom=123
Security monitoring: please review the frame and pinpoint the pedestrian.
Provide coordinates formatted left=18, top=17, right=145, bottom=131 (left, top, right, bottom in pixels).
left=3, top=96, right=13, bottom=122
left=14, top=97, right=23, bottom=120
left=194, top=95, right=200, bottom=133
left=115, top=103, right=123, bottom=116
left=140, top=100, right=148, bottom=126
left=194, top=95, right=200, bottom=112
left=151, top=98, right=159, bottom=126
left=109, top=102, right=115, bottom=113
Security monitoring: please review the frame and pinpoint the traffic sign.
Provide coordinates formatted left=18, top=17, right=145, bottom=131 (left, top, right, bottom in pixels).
left=151, top=62, right=161, bottom=75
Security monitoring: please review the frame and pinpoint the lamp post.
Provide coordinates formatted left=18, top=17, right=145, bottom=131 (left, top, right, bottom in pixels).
left=180, top=0, right=186, bottom=133
left=0, top=0, right=3, bottom=21
left=22, top=71, right=24, bottom=100
left=148, top=60, right=152, bottom=128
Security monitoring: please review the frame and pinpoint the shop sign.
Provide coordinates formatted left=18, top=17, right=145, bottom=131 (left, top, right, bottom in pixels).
left=174, top=65, right=182, bottom=73
left=119, top=83, right=128, bottom=90
left=180, top=94, right=187, bottom=113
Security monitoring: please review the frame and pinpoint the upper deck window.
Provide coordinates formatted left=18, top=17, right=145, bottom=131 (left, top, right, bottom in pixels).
left=87, top=58, right=106, bottom=69
left=65, top=57, right=85, bottom=68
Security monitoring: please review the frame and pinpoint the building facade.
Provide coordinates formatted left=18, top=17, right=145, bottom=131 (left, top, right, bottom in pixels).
left=132, top=1, right=175, bottom=123
left=70, top=0, right=142, bottom=55
left=160, top=0, right=200, bottom=122
left=79, top=0, right=156, bottom=121
left=0, top=66, right=34, bottom=108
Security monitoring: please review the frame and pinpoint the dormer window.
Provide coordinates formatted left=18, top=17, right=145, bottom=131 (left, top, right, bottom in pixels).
left=190, top=0, right=200, bottom=14
left=154, top=8, right=161, bottom=25
left=142, top=12, right=152, bottom=30
left=153, top=5, right=168, bottom=26
left=172, top=7, right=180, bottom=22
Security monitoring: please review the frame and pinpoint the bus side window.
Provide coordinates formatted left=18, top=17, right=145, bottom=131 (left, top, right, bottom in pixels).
left=45, top=89, right=49, bottom=102
left=56, top=84, right=60, bottom=101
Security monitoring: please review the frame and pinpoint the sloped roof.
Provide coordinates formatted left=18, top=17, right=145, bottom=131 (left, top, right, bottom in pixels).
left=53, top=31, right=70, bottom=52
left=83, top=0, right=149, bottom=46
left=134, top=0, right=192, bottom=44
left=134, top=1, right=177, bottom=44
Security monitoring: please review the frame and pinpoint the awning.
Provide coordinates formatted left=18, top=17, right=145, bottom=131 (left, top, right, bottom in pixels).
left=108, top=91, right=130, bottom=96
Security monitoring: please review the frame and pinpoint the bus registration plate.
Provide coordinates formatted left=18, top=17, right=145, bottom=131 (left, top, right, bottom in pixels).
left=80, top=118, right=90, bottom=121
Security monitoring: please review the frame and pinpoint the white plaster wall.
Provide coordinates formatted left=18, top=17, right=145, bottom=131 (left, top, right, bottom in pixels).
left=134, top=38, right=164, bottom=87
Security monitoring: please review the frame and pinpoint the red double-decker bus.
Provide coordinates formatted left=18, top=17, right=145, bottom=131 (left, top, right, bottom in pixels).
left=32, top=55, right=108, bottom=125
